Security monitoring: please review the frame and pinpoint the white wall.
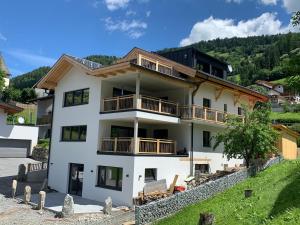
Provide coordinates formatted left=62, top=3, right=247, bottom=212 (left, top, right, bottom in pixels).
left=0, top=109, right=38, bottom=153
left=132, top=156, right=190, bottom=198
left=4, top=77, right=9, bottom=87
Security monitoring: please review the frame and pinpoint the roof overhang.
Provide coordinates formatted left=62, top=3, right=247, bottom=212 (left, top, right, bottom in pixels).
left=0, top=102, right=23, bottom=114
left=195, top=71, right=269, bottom=103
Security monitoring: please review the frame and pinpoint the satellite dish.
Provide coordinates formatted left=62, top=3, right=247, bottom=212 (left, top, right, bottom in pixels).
left=17, top=116, right=25, bottom=124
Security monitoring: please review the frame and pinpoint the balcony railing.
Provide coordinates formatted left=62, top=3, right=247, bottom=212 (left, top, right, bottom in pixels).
left=102, top=94, right=179, bottom=116
left=179, top=105, right=244, bottom=124
left=99, top=137, right=177, bottom=155
left=36, top=114, right=52, bottom=125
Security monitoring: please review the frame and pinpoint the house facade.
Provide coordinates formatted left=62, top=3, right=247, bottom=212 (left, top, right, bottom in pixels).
left=37, top=48, right=267, bottom=206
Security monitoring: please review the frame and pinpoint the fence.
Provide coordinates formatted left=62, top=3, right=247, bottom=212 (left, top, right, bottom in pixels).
left=135, top=156, right=283, bottom=225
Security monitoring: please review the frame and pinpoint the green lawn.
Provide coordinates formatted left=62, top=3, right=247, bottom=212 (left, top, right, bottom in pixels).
left=156, top=160, right=300, bottom=225
left=7, top=107, right=37, bottom=125
left=270, top=112, right=300, bottom=123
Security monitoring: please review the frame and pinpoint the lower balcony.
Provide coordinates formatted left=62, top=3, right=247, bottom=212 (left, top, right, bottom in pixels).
left=179, top=105, right=244, bottom=124
left=98, top=137, right=178, bottom=155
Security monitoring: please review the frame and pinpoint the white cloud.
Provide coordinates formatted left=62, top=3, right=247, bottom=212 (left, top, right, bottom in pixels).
left=104, top=0, right=130, bottom=11
left=225, top=0, right=243, bottom=3
left=146, top=10, right=151, bottom=17
left=180, top=13, right=293, bottom=46
left=5, top=49, right=56, bottom=67
left=91, top=0, right=101, bottom=8
left=104, top=17, right=147, bottom=39
left=126, top=10, right=136, bottom=16
left=282, top=0, right=300, bottom=13
left=260, top=0, right=277, bottom=5
left=0, top=33, right=7, bottom=41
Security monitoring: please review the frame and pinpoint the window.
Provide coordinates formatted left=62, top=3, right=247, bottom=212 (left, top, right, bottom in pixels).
left=238, top=107, right=242, bottom=115
left=145, top=168, right=157, bottom=182
left=224, top=104, right=227, bottom=113
left=97, top=166, right=123, bottom=191
left=203, top=98, right=211, bottom=108
left=61, top=126, right=87, bottom=141
left=112, top=88, right=134, bottom=97
left=111, top=126, right=147, bottom=138
left=64, top=88, right=89, bottom=107
left=203, top=131, right=211, bottom=147
left=195, top=164, right=210, bottom=174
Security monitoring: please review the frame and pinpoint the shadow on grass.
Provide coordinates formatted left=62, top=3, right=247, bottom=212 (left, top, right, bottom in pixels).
left=269, top=168, right=300, bottom=218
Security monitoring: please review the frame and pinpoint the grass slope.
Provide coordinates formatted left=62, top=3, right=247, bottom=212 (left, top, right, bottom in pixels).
left=157, top=160, right=300, bottom=225
left=270, top=112, right=300, bottom=123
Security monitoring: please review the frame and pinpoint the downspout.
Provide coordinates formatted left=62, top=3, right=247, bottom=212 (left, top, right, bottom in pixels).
left=46, top=93, right=55, bottom=180
left=190, top=83, right=200, bottom=176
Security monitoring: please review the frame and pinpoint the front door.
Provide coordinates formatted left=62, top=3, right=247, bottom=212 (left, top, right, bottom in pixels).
left=68, top=163, right=84, bottom=196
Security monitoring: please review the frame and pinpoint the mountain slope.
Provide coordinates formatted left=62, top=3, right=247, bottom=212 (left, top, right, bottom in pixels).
left=159, top=33, right=300, bottom=86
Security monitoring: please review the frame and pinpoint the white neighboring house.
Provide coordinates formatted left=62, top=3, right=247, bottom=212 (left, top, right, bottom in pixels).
left=37, top=48, right=267, bottom=206
left=0, top=101, right=39, bottom=157
left=0, top=54, right=10, bottom=88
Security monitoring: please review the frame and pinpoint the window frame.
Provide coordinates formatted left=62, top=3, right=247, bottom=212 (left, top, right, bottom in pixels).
left=63, top=88, right=89, bottom=107
left=224, top=104, right=227, bottom=113
left=203, top=130, right=211, bottom=147
left=61, top=125, right=87, bottom=142
left=96, top=166, right=123, bottom=191
left=203, top=98, right=211, bottom=108
left=144, top=168, right=157, bottom=183
left=238, top=107, right=243, bottom=115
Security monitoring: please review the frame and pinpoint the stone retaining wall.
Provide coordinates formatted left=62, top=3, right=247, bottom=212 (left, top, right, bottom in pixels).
left=135, top=157, right=283, bottom=225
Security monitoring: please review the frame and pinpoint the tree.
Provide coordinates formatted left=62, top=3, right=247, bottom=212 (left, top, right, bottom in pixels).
left=0, top=69, right=5, bottom=91
left=292, top=11, right=300, bottom=26
left=213, top=104, right=278, bottom=168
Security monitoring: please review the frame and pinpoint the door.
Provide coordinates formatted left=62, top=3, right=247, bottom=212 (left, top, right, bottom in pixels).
left=0, top=138, right=31, bottom=158
left=68, top=163, right=84, bottom=196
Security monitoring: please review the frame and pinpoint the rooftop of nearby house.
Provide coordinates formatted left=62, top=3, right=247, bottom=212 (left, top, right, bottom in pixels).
left=0, top=101, right=23, bottom=114
left=36, top=47, right=268, bottom=102
left=0, top=53, right=10, bottom=77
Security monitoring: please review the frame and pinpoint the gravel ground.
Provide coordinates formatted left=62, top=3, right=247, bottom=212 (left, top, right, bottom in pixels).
left=0, top=194, right=134, bottom=225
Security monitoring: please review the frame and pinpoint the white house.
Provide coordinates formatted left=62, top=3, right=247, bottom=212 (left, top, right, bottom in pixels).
left=0, top=54, right=10, bottom=88
left=37, top=48, right=267, bottom=206
left=0, top=101, right=39, bottom=157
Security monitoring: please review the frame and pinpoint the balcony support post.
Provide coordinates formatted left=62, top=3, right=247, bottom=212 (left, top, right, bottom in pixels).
left=136, top=73, right=141, bottom=109
left=134, top=118, right=139, bottom=154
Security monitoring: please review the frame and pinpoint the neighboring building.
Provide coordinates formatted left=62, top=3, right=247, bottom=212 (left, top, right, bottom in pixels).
left=0, top=53, right=11, bottom=87
left=158, top=47, right=231, bottom=79
left=273, top=125, right=299, bottom=160
left=255, top=80, right=300, bottom=106
left=37, top=47, right=267, bottom=206
left=32, top=88, right=54, bottom=139
left=0, top=101, right=38, bottom=157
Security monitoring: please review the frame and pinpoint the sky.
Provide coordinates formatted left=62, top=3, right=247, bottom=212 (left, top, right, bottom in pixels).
left=0, top=0, right=299, bottom=76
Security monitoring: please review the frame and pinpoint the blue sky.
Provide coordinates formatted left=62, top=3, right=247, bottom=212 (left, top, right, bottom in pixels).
left=0, top=0, right=299, bottom=76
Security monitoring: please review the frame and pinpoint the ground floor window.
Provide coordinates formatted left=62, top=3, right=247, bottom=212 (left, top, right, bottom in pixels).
left=145, top=168, right=157, bottom=182
left=97, top=166, right=123, bottom=191
left=195, top=164, right=210, bottom=174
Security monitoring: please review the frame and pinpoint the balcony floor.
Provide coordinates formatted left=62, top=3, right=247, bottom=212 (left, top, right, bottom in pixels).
left=99, top=110, right=180, bottom=124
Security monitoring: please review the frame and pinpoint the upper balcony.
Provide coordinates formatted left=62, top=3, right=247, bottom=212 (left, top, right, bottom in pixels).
left=101, top=94, right=179, bottom=117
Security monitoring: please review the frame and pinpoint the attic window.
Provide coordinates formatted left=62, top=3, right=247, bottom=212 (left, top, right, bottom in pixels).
left=141, top=58, right=156, bottom=70
left=158, top=64, right=172, bottom=75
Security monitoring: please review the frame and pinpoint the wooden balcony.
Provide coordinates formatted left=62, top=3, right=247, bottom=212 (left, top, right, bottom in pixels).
left=179, top=105, right=244, bottom=124
left=102, top=94, right=179, bottom=117
left=98, top=137, right=177, bottom=155
left=36, top=114, right=52, bottom=125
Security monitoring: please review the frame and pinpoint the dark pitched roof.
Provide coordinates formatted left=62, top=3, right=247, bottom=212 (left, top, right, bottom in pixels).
left=66, top=55, right=103, bottom=70
left=0, top=101, right=23, bottom=114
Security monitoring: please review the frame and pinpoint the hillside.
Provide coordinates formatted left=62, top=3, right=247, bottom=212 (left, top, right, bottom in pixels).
left=159, top=33, right=300, bottom=86
left=10, top=55, right=119, bottom=89
left=157, top=160, right=300, bottom=225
